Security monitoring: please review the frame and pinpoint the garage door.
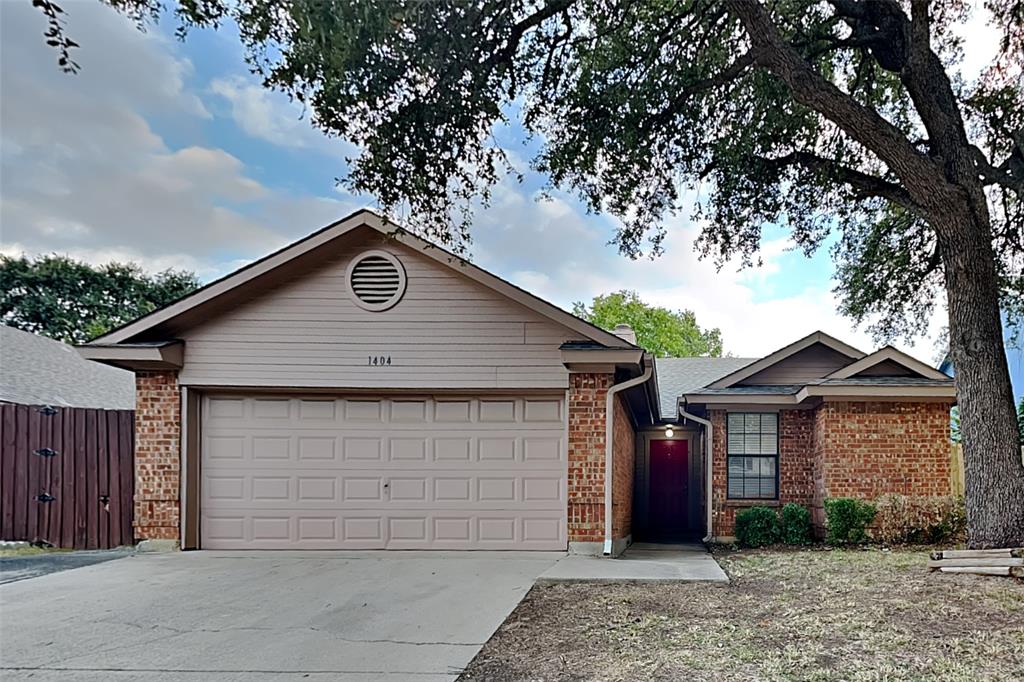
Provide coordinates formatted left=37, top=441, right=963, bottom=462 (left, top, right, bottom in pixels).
left=200, top=394, right=567, bottom=549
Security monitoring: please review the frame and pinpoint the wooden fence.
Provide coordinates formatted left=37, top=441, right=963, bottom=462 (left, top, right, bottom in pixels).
left=949, top=443, right=1024, bottom=497
left=950, top=444, right=964, bottom=496
left=0, top=403, right=134, bottom=549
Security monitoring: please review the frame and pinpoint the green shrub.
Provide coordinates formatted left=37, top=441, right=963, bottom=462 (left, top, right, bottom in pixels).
left=779, top=503, right=813, bottom=545
left=873, top=494, right=966, bottom=545
left=735, top=506, right=780, bottom=548
left=824, top=498, right=877, bottom=545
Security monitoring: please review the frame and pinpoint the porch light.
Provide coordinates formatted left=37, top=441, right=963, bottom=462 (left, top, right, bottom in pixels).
left=664, top=424, right=674, bottom=438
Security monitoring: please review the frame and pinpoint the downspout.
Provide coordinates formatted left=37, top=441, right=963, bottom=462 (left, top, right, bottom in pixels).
left=603, top=358, right=653, bottom=555
left=678, top=400, right=714, bottom=543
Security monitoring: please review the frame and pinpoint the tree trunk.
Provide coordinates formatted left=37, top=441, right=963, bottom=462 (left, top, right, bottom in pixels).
left=936, top=206, right=1024, bottom=549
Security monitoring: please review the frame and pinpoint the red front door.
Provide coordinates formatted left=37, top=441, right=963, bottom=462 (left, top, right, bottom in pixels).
left=649, top=439, right=689, bottom=539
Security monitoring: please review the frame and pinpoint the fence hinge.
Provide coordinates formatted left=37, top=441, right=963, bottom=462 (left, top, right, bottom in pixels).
left=37, top=405, right=59, bottom=416
left=35, top=493, right=56, bottom=503
left=33, top=447, right=59, bottom=458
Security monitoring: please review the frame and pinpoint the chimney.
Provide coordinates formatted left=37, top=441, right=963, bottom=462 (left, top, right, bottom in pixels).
left=612, top=323, right=637, bottom=345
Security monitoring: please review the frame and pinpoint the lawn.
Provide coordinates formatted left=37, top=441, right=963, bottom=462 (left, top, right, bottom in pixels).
left=459, top=548, right=1024, bottom=681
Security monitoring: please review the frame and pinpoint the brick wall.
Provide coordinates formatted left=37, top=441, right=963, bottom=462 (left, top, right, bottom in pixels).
left=710, top=402, right=953, bottom=539
left=611, top=394, right=635, bottom=539
left=135, top=371, right=180, bottom=542
left=567, top=372, right=613, bottom=544
left=815, top=401, right=953, bottom=502
left=710, top=409, right=815, bottom=537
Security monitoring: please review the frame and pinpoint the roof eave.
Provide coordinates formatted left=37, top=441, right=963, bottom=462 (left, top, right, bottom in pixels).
left=82, top=209, right=633, bottom=351
left=77, top=341, right=184, bottom=371
left=797, top=384, right=957, bottom=401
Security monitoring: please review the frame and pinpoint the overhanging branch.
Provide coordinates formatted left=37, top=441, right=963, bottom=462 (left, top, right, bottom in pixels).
left=725, top=0, right=941, bottom=198
left=760, top=150, right=920, bottom=209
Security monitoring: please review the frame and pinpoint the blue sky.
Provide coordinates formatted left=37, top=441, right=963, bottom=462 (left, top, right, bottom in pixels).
left=0, top=1, right=957, bottom=359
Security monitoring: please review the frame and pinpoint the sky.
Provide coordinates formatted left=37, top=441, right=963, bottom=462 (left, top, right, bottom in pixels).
left=0, top=1, right=998, bottom=361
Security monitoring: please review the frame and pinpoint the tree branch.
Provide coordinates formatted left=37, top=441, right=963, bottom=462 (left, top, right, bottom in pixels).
left=760, top=150, right=920, bottom=209
left=484, top=0, right=578, bottom=70
left=724, top=0, right=942, bottom=200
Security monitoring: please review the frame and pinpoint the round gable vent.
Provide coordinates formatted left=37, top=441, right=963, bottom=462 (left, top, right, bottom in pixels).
left=346, top=250, right=407, bottom=312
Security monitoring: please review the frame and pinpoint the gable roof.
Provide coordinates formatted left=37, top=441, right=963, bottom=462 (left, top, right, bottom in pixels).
left=0, top=325, right=134, bottom=409
left=824, top=346, right=948, bottom=380
left=654, top=356, right=756, bottom=419
left=706, top=331, right=865, bottom=389
left=85, top=209, right=635, bottom=350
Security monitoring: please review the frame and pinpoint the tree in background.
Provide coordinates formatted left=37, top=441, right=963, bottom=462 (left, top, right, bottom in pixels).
left=38, top=1, right=1024, bottom=546
left=0, top=254, right=200, bottom=344
left=573, top=290, right=721, bottom=358
left=1018, top=398, right=1024, bottom=446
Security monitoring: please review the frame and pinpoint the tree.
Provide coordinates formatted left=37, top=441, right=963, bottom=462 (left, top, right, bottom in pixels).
left=0, top=254, right=201, bottom=344
left=573, top=290, right=722, bottom=357
left=38, top=1, right=1024, bottom=546
left=1018, top=398, right=1024, bottom=446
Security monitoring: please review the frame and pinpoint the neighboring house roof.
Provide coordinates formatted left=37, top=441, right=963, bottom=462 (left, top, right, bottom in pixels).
left=653, top=356, right=756, bottom=419
left=0, top=325, right=134, bottom=409
left=85, top=208, right=636, bottom=352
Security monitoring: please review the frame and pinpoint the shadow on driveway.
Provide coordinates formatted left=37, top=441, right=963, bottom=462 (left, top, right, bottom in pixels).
left=0, top=548, right=133, bottom=584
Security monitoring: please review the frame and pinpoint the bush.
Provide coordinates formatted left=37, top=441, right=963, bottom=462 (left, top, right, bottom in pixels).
left=779, top=503, right=813, bottom=545
left=824, top=498, right=877, bottom=545
left=873, top=494, right=967, bottom=545
left=735, top=506, right=780, bottom=548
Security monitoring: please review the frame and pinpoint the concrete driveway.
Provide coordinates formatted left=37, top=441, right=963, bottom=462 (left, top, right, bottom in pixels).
left=0, top=550, right=562, bottom=681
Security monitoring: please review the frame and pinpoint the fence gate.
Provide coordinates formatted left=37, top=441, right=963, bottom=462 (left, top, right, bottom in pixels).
left=0, top=403, right=134, bottom=549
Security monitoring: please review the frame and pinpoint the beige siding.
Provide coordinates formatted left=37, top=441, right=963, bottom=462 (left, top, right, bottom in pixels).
left=178, top=231, right=575, bottom=389
left=739, top=344, right=854, bottom=385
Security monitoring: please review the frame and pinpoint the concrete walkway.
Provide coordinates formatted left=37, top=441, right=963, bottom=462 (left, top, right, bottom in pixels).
left=540, top=542, right=729, bottom=582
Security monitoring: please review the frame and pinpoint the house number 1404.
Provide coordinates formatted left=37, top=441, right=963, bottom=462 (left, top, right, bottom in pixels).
left=368, top=355, right=392, bottom=366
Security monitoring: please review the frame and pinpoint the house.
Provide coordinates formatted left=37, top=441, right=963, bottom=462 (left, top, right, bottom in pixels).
left=78, top=210, right=956, bottom=552
left=1, top=325, right=136, bottom=549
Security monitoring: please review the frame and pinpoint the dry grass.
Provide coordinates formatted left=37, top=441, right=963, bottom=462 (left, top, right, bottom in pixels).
left=0, top=545, right=66, bottom=558
left=459, top=548, right=1024, bottom=682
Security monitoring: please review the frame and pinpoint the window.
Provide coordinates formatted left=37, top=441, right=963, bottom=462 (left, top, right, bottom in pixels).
left=727, top=413, right=778, bottom=499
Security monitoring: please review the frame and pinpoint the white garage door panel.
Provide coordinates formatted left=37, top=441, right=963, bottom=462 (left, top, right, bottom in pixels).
left=200, top=395, right=567, bottom=549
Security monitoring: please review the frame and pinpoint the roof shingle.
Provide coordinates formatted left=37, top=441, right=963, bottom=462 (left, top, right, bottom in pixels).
left=0, top=325, right=135, bottom=410
left=654, top=356, right=756, bottom=419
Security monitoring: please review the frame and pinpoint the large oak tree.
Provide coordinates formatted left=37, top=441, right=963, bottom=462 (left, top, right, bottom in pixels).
left=37, top=0, right=1024, bottom=546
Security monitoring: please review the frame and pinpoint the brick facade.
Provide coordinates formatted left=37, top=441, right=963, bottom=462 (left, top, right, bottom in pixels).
left=567, top=373, right=612, bottom=543
left=709, top=402, right=953, bottom=539
left=134, top=371, right=181, bottom=542
left=567, top=372, right=635, bottom=546
left=812, top=401, right=953, bottom=530
left=611, top=393, right=636, bottom=540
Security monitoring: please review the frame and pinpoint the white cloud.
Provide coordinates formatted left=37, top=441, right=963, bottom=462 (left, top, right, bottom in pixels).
left=209, top=76, right=312, bottom=148
left=468, top=179, right=948, bottom=361
left=0, top=1, right=358, bottom=278
left=208, top=76, right=356, bottom=155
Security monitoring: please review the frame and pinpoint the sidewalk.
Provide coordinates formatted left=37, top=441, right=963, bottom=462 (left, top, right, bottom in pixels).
left=538, top=542, right=729, bottom=582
